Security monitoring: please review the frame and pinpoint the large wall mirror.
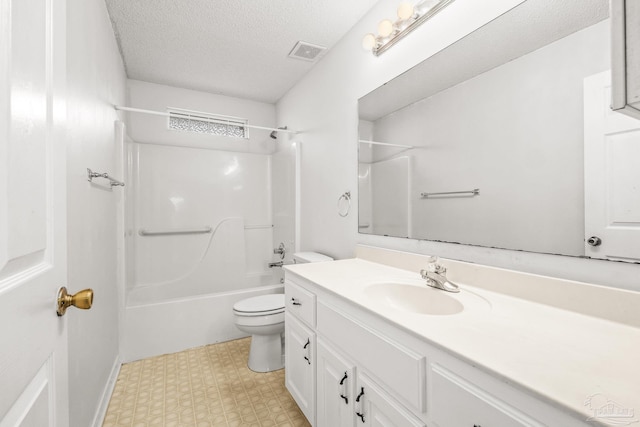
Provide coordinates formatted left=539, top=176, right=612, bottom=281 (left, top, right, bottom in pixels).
left=358, top=0, right=640, bottom=262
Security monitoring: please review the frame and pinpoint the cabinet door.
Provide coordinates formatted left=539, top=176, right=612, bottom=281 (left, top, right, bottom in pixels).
left=317, top=338, right=356, bottom=427
left=430, top=364, right=544, bottom=427
left=285, top=312, right=316, bottom=424
left=355, top=374, right=425, bottom=427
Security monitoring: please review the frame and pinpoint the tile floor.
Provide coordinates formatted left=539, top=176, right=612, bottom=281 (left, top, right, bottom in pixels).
left=102, top=337, right=310, bottom=427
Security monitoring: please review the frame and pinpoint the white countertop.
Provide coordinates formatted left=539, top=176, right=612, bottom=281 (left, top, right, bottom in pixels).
left=285, top=258, right=640, bottom=425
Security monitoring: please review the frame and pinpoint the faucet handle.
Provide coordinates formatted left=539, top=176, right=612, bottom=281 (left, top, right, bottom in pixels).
left=425, top=256, right=446, bottom=274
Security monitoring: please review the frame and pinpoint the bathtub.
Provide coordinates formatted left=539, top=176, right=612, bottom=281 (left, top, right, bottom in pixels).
left=121, top=283, right=283, bottom=362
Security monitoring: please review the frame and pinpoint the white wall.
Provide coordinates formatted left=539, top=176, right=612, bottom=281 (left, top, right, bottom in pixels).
left=66, top=0, right=127, bottom=425
left=127, top=79, right=276, bottom=154
left=277, top=0, right=640, bottom=291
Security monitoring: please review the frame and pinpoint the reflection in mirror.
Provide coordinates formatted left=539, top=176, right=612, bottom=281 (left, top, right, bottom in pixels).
left=357, top=0, right=632, bottom=259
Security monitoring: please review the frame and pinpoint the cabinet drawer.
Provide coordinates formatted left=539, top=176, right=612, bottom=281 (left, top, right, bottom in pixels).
left=430, top=363, right=544, bottom=427
left=317, top=302, right=426, bottom=414
left=285, top=280, right=316, bottom=327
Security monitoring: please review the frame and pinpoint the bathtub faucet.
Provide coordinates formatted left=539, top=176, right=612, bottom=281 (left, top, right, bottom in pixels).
left=268, top=261, right=284, bottom=268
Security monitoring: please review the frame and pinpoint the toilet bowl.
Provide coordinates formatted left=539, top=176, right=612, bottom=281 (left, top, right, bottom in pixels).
left=233, top=251, right=333, bottom=373
left=233, top=294, right=285, bottom=372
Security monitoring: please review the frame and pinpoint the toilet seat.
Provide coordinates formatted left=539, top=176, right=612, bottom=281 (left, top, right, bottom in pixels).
left=233, top=294, right=285, bottom=317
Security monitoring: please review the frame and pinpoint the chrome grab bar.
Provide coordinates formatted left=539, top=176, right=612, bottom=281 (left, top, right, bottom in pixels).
left=420, top=188, right=479, bottom=198
left=138, top=223, right=273, bottom=236
left=87, top=168, right=125, bottom=187
left=139, top=227, right=212, bottom=236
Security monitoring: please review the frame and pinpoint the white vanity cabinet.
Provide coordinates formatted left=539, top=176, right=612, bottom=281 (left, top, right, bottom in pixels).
left=285, top=274, right=591, bottom=427
left=285, top=281, right=317, bottom=424
left=316, top=330, right=425, bottom=427
left=286, top=276, right=427, bottom=427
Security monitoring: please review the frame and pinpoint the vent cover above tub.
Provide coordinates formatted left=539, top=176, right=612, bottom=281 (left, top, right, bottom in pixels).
left=288, top=41, right=327, bottom=62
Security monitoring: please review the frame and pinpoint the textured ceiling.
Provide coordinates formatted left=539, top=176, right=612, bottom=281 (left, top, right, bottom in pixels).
left=105, top=0, right=379, bottom=103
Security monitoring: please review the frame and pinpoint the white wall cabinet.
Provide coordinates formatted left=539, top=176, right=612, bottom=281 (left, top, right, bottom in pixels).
left=285, top=275, right=589, bottom=427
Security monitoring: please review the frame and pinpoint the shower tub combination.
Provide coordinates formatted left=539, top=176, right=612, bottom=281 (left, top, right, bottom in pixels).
left=119, top=126, right=298, bottom=362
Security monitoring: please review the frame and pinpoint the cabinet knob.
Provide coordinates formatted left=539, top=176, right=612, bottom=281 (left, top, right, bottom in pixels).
left=291, top=297, right=302, bottom=306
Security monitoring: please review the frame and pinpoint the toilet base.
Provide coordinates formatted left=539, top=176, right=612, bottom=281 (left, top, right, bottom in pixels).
left=248, top=333, right=284, bottom=373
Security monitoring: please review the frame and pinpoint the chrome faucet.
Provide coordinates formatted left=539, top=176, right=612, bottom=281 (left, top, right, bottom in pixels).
left=268, top=261, right=284, bottom=268
left=273, top=242, right=286, bottom=260
left=420, top=256, right=459, bottom=293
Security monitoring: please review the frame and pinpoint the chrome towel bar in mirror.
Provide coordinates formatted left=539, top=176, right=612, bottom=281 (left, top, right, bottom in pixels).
left=87, top=168, right=125, bottom=187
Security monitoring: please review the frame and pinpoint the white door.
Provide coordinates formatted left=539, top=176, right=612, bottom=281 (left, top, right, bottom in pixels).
left=0, top=0, right=69, bottom=425
left=584, top=71, right=640, bottom=261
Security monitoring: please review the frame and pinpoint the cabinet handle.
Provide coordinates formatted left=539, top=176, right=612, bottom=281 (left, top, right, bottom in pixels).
left=339, top=372, right=348, bottom=385
left=339, top=372, right=348, bottom=404
left=291, top=297, right=302, bottom=306
left=355, top=387, right=365, bottom=423
left=303, top=338, right=311, bottom=364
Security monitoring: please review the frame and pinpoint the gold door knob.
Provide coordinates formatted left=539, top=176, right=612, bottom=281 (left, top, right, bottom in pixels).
left=57, top=287, right=94, bottom=316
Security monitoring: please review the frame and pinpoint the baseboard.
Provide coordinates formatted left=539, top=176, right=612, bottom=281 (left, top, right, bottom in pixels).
left=91, top=356, right=122, bottom=427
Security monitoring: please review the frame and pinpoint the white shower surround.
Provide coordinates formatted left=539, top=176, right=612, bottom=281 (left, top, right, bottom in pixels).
left=120, top=81, right=297, bottom=361
left=129, top=143, right=275, bottom=302
left=122, top=142, right=295, bottom=361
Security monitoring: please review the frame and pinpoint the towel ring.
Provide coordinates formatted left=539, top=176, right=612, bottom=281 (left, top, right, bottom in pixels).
left=338, top=191, right=351, bottom=217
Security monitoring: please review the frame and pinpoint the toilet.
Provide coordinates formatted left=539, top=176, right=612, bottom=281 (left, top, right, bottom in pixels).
left=233, top=251, right=333, bottom=372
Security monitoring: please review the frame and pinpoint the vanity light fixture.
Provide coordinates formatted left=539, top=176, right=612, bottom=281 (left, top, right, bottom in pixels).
left=363, top=0, right=455, bottom=56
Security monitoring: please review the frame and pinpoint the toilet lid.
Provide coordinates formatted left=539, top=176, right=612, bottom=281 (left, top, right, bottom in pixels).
left=233, top=294, right=285, bottom=315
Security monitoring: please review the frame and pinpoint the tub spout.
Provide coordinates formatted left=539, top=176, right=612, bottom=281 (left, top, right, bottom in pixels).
left=268, top=261, right=284, bottom=268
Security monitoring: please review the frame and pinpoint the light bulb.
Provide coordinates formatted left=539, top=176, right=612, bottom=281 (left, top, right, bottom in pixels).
left=377, top=19, right=394, bottom=38
left=397, top=2, right=414, bottom=20
left=362, top=33, right=376, bottom=50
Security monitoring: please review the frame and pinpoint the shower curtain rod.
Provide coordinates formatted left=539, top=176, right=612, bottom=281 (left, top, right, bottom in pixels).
left=114, top=106, right=298, bottom=135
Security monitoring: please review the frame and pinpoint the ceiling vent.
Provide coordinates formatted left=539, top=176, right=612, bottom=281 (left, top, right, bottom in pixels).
left=288, top=41, right=327, bottom=62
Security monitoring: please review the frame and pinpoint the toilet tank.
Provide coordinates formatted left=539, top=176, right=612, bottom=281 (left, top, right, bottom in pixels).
left=292, top=251, right=333, bottom=264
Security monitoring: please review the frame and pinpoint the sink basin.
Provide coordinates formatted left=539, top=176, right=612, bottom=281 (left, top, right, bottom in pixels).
left=364, top=282, right=488, bottom=315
